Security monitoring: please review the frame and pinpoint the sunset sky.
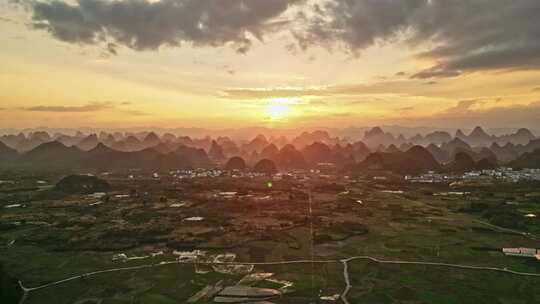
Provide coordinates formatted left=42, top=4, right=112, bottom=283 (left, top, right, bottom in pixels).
left=2, top=0, right=540, bottom=130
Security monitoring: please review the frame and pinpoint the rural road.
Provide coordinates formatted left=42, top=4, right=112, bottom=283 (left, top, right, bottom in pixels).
left=18, top=254, right=540, bottom=304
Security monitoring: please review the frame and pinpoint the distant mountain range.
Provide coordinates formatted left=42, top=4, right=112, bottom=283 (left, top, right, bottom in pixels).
left=1, top=126, right=540, bottom=173
left=0, top=141, right=210, bottom=172
left=357, top=145, right=441, bottom=174
left=2, top=126, right=537, bottom=141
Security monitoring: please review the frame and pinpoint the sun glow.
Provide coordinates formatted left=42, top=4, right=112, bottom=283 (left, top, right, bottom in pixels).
left=266, top=103, right=289, bottom=118
left=265, top=97, right=297, bottom=119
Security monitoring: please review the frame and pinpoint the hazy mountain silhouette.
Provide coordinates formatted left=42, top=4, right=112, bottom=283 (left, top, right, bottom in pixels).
left=77, top=134, right=99, bottom=151
left=276, top=144, right=307, bottom=170
left=242, top=134, right=269, bottom=154
left=475, top=158, right=498, bottom=170
left=112, top=135, right=143, bottom=152
left=444, top=152, right=476, bottom=173
left=363, top=127, right=397, bottom=148
left=22, top=141, right=83, bottom=168
left=224, top=156, right=246, bottom=171
left=489, top=142, right=519, bottom=163
left=441, top=137, right=472, bottom=160
left=253, top=159, right=277, bottom=174
left=302, top=142, right=333, bottom=165
left=451, top=146, right=498, bottom=164
left=0, top=141, right=196, bottom=171
left=261, top=143, right=279, bottom=160
left=54, top=175, right=111, bottom=194
left=358, top=145, right=441, bottom=174
left=269, top=135, right=288, bottom=148
left=466, top=126, right=494, bottom=147
left=455, top=129, right=467, bottom=140
left=0, top=133, right=25, bottom=149
left=445, top=152, right=497, bottom=172
left=142, top=132, right=161, bottom=148
left=399, top=142, right=414, bottom=152
left=495, top=128, right=535, bottom=145
left=423, top=131, right=452, bottom=145
left=291, top=130, right=337, bottom=149
left=511, top=148, right=540, bottom=169
left=208, top=140, right=226, bottom=162
left=217, top=137, right=240, bottom=156
left=174, top=145, right=211, bottom=167
left=1, top=127, right=538, bottom=173
left=0, top=141, right=18, bottom=162
left=426, top=144, right=450, bottom=164
left=384, top=144, right=401, bottom=153
left=56, top=134, right=82, bottom=147
left=161, top=132, right=177, bottom=143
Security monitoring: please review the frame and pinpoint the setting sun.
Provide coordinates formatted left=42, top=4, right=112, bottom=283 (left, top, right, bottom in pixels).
left=266, top=103, right=289, bottom=119
left=265, top=97, right=296, bottom=119
left=2, top=2, right=540, bottom=303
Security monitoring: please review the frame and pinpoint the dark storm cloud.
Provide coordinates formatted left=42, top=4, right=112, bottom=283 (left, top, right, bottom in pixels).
left=29, top=0, right=300, bottom=53
left=298, top=0, right=540, bottom=77
left=296, top=0, right=427, bottom=51
left=24, top=0, right=540, bottom=76
left=21, top=102, right=114, bottom=112
left=106, top=42, right=117, bottom=55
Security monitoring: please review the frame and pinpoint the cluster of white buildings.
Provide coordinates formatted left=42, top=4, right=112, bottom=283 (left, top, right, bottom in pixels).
left=168, top=169, right=271, bottom=179
left=502, top=248, right=540, bottom=260
left=496, top=168, right=540, bottom=182
left=405, top=168, right=540, bottom=184
left=169, top=169, right=225, bottom=179
left=165, top=169, right=321, bottom=181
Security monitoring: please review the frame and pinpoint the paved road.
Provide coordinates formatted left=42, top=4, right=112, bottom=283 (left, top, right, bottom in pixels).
left=18, top=255, right=540, bottom=304
left=340, top=260, right=351, bottom=304
left=474, top=219, right=540, bottom=240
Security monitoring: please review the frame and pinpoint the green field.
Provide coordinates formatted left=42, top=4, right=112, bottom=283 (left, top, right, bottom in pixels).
left=1, top=175, right=540, bottom=303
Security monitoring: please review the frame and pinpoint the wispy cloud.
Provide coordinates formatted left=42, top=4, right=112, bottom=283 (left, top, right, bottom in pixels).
left=21, top=102, right=114, bottom=112
left=194, top=59, right=237, bottom=75
left=397, top=106, right=415, bottom=112
left=221, top=87, right=328, bottom=99
left=221, top=79, right=446, bottom=100
left=308, top=100, right=327, bottom=106
left=19, top=101, right=149, bottom=117
left=120, top=109, right=149, bottom=116
left=442, top=100, right=478, bottom=115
